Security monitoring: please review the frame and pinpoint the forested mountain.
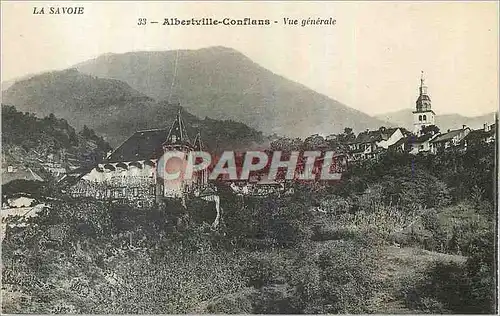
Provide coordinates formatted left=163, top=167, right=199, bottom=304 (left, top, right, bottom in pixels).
left=73, top=46, right=389, bottom=137
left=2, top=69, right=264, bottom=150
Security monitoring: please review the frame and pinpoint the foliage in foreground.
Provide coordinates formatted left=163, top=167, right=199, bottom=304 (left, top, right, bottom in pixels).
left=1, top=145, right=496, bottom=314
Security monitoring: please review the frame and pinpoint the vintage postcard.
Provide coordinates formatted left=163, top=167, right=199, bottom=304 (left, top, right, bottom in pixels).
left=1, top=1, right=498, bottom=314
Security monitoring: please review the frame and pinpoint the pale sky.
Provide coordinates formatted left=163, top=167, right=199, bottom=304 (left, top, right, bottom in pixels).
left=1, top=1, right=498, bottom=116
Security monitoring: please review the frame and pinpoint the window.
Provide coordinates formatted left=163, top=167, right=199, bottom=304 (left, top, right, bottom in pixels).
left=419, top=145, right=424, bottom=150
left=418, top=115, right=422, bottom=121
left=133, top=187, right=139, bottom=197
left=423, top=115, right=427, bottom=121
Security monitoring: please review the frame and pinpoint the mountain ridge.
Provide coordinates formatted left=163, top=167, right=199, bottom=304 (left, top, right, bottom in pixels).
left=376, top=108, right=496, bottom=132
left=1, top=69, right=265, bottom=151
left=72, top=46, right=390, bottom=137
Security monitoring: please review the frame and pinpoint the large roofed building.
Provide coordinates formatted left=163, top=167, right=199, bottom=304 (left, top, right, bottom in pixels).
left=346, top=127, right=407, bottom=161
left=429, top=126, right=471, bottom=154
left=67, top=110, right=208, bottom=207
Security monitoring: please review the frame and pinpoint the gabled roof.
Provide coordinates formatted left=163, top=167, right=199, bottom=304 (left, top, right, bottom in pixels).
left=106, top=128, right=168, bottom=162
left=463, top=128, right=492, bottom=142
left=106, top=110, right=205, bottom=163
left=430, top=128, right=468, bottom=143
left=348, top=127, right=401, bottom=145
left=389, top=136, right=410, bottom=148
left=409, top=133, right=435, bottom=144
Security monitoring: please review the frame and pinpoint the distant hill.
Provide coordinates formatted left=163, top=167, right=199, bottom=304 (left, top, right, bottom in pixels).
left=1, top=69, right=263, bottom=150
left=73, top=46, right=389, bottom=137
left=2, top=68, right=156, bottom=143
left=376, top=109, right=496, bottom=132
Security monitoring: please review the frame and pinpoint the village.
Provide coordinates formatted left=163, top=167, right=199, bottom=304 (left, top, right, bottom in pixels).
left=327, top=73, right=496, bottom=162
left=1, top=73, right=497, bottom=213
left=2, top=1, right=497, bottom=312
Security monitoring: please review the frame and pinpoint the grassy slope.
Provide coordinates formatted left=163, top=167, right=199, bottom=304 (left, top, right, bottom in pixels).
left=372, top=246, right=466, bottom=314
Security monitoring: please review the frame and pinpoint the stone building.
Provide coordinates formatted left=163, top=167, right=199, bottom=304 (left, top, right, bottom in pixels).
left=67, top=110, right=207, bottom=207
left=430, top=126, right=471, bottom=154
left=346, top=127, right=406, bottom=161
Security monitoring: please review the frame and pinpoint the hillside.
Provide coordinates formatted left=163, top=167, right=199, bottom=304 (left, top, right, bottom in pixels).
left=376, top=109, right=496, bottom=132
left=1, top=69, right=263, bottom=149
left=73, top=46, right=389, bottom=137
left=1, top=104, right=112, bottom=184
left=1, top=69, right=158, bottom=145
left=2, top=145, right=495, bottom=314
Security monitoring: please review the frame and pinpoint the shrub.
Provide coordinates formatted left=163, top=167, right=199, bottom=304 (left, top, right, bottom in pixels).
left=243, top=251, right=291, bottom=288
left=292, top=241, right=380, bottom=313
left=402, top=234, right=496, bottom=315
left=311, top=224, right=358, bottom=241
left=252, top=284, right=300, bottom=314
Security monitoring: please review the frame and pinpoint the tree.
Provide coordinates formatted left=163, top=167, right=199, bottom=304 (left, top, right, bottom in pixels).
left=270, top=137, right=303, bottom=152
left=338, top=127, right=356, bottom=144
left=421, top=125, right=440, bottom=135
left=303, top=134, right=328, bottom=150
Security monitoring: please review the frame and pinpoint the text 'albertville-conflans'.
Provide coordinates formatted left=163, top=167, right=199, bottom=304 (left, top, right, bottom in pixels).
left=161, top=17, right=337, bottom=27
left=163, top=18, right=271, bottom=26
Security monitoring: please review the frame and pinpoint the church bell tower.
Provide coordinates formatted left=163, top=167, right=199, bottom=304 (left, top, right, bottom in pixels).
left=413, top=71, right=436, bottom=135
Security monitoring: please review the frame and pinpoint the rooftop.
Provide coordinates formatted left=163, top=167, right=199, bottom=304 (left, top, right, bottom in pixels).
left=347, top=127, right=401, bottom=144
left=430, top=128, right=469, bottom=143
left=106, top=129, right=168, bottom=163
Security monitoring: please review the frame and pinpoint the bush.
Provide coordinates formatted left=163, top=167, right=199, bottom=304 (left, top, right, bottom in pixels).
left=311, top=224, right=358, bottom=241
left=205, top=287, right=257, bottom=314
left=292, top=241, right=380, bottom=313
left=1, top=199, right=250, bottom=314
left=243, top=251, right=291, bottom=288
left=402, top=261, right=467, bottom=313
left=252, top=284, right=300, bottom=314
left=402, top=232, right=496, bottom=315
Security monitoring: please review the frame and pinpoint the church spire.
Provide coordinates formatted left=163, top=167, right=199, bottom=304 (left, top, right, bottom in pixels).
left=193, top=130, right=203, bottom=151
left=163, top=106, right=191, bottom=148
left=419, top=70, right=428, bottom=96
left=413, top=71, right=436, bottom=135
left=416, top=71, right=431, bottom=112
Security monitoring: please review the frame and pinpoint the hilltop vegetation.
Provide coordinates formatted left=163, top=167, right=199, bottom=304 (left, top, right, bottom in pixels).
left=2, top=104, right=112, bottom=161
left=2, top=69, right=265, bottom=149
left=2, top=104, right=112, bottom=186
left=2, top=141, right=495, bottom=314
